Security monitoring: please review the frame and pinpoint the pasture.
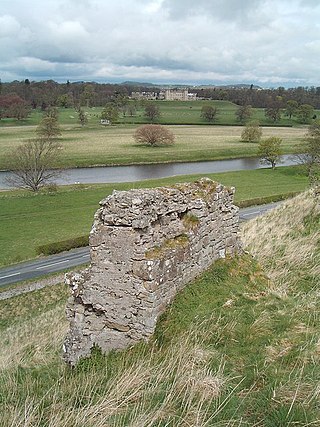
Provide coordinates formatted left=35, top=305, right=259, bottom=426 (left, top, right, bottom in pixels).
left=0, top=123, right=306, bottom=169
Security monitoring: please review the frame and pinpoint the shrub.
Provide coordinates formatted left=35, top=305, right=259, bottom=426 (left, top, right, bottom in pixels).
left=241, top=121, right=262, bottom=143
left=36, top=235, right=89, bottom=255
left=134, top=125, right=175, bottom=147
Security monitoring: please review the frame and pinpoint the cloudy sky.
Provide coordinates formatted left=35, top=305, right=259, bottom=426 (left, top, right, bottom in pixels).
left=1, top=0, right=320, bottom=87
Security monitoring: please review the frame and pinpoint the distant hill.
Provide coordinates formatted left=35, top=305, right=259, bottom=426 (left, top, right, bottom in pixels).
left=120, top=81, right=157, bottom=87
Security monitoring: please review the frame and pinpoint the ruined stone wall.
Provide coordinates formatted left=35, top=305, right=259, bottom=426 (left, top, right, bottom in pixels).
left=63, top=178, right=241, bottom=365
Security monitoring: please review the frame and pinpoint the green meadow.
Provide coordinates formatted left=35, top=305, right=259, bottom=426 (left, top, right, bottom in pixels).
left=0, top=122, right=306, bottom=169
left=0, top=166, right=308, bottom=267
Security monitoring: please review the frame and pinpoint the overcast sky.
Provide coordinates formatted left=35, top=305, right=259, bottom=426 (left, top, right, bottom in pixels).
left=1, top=0, right=320, bottom=87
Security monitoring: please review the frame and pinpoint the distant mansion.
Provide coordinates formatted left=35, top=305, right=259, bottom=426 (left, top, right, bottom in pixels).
left=131, top=88, right=197, bottom=101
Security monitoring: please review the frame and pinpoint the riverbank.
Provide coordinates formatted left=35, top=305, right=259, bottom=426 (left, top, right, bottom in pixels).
left=0, top=154, right=298, bottom=189
left=0, top=166, right=308, bottom=267
left=0, top=124, right=305, bottom=170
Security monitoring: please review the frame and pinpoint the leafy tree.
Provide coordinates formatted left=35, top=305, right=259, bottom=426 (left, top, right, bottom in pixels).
left=133, top=125, right=175, bottom=147
left=264, top=106, right=281, bottom=122
left=297, top=104, right=314, bottom=124
left=101, top=104, right=119, bottom=124
left=36, top=110, right=61, bottom=140
left=6, top=138, right=62, bottom=192
left=78, top=108, right=88, bottom=126
left=241, top=121, right=262, bottom=143
left=80, top=84, right=96, bottom=107
left=127, top=103, right=137, bottom=117
left=235, top=104, right=252, bottom=124
left=258, top=137, right=282, bottom=170
left=144, top=103, right=160, bottom=122
left=285, top=100, right=299, bottom=119
left=296, top=120, right=320, bottom=185
left=201, top=105, right=218, bottom=122
left=57, top=94, right=73, bottom=108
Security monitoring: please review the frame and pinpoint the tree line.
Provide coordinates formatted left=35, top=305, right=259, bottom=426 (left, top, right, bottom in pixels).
left=1, top=79, right=320, bottom=121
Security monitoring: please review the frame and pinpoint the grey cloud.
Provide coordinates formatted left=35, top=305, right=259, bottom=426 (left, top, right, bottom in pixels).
left=162, top=0, right=265, bottom=22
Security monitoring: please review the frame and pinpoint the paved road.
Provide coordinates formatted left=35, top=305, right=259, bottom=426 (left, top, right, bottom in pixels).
left=0, top=202, right=282, bottom=287
left=0, top=247, right=90, bottom=287
left=239, top=201, right=282, bottom=221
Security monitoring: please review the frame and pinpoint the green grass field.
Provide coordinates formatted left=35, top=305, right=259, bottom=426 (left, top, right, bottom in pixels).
left=0, top=100, right=312, bottom=127
left=0, top=122, right=306, bottom=169
left=0, top=166, right=309, bottom=267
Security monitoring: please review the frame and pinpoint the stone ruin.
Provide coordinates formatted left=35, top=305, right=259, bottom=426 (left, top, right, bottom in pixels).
left=63, top=178, right=241, bottom=365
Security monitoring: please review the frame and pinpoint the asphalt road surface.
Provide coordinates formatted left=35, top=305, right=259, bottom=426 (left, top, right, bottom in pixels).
left=0, top=202, right=282, bottom=287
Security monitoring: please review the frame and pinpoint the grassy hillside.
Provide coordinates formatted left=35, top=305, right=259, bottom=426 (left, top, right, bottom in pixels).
left=0, top=189, right=319, bottom=425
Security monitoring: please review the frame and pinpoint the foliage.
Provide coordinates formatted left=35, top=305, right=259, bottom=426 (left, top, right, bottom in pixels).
left=264, top=106, right=281, bottom=122
left=235, top=104, right=252, bottom=123
left=36, top=112, right=61, bottom=140
left=258, top=136, right=282, bottom=169
left=0, top=94, right=30, bottom=120
left=133, top=124, right=175, bottom=146
left=200, top=104, right=218, bottom=122
left=144, top=103, right=161, bottom=122
left=78, top=108, right=88, bottom=126
left=241, top=120, right=262, bottom=142
left=285, top=99, right=299, bottom=119
left=297, top=103, right=314, bottom=123
left=36, top=235, right=89, bottom=255
left=100, top=104, right=119, bottom=124
left=296, top=119, right=320, bottom=185
left=6, top=138, right=62, bottom=192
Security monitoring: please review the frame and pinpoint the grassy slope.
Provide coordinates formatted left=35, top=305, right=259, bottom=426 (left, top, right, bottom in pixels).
left=0, top=166, right=308, bottom=266
left=0, top=190, right=319, bottom=426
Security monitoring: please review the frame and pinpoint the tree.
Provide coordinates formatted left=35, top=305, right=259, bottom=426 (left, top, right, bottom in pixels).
left=241, top=121, right=262, bottom=143
left=144, top=103, right=160, bottom=122
left=0, top=94, right=30, bottom=120
left=235, top=104, right=252, bottom=124
left=78, top=108, right=88, bottom=126
left=201, top=105, right=218, bottom=122
left=285, top=100, right=299, bottom=119
left=100, top=104, right=119, bottom=124
left=36, top=113, right=61, bottom=140
left=258, top=137, right=282, bottom=170
left=296, top=120, right=320, bottom=185
left=133, top=125, right=175, bottom=147
left=264, top=106, right=281, bottom=122
left=6, top=138, right=62, bottom=192
left=297, top=104, right=314, bottom=124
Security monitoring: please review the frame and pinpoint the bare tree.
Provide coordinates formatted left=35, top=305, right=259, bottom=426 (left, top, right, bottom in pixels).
left=144, top=103, right=160, bottom=122
left=6, top=138, right=62, bottom=191
left=133, top=125, right=175, bottom=146
left=201, top=105, right=218, bottom=122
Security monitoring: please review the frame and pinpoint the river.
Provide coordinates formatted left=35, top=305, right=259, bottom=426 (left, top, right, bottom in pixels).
left=0, top=155, right=296, bottom=189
